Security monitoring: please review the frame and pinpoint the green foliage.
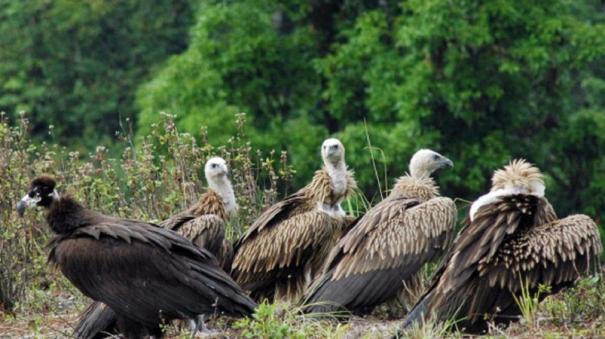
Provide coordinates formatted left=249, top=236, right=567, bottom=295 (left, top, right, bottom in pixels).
left=0, top=0, right=194, bottom=148
left=0, top=113, right=47, bottom=312
left=543, top=275, right=605, bottom=325
left=136, top=0, right=319, bottom=148
left=511, top=279, right=550, bottom=326
left=234, top=302, right=348, bottom=339
left=135, top=0, right=605, bottom=233
left=235, top=302, right=302, bottom=339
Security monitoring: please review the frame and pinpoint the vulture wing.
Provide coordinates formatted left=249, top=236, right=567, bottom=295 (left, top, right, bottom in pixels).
left=50, top=221, right=255, bottom=330
left=403, top=195, right=601, bottom=333
left=234, top=192, right=306, bottom=250
left=74, top=213, right=228, bottom=338
left=469, top=214, right=602, bottom=318
left=304, top=196, right=456, bottom=313
left=161, top=214, right=225, bottom=256
left=158, top=211, right=195, bottom=231
left=232, top=192, right=344, bottom=300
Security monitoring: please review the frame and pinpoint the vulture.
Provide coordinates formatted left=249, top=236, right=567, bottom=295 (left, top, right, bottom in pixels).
left=303, top=149, right=457, bottom=314
left=160, top=156, right=237, bottom=270
left=231, top=138, right=357, bottom=302
left=73, top=156, right=237, bottom=338
left=17, top=176, right=256, bottom=338
left=401, top=160, right=603, bottom=334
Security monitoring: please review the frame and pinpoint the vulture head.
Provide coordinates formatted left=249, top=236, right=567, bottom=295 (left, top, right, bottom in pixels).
left=409, top=149, right=453, bottom=179
left=205, top=156, right=229, bottom=180
left=491, top=159, right=545, bottom=197
left=17, top=176, right=59, bottom=217
left=470, top=159, right=545, bottom=221
left=321, top=138, right=345, bottom=166
left=205, top=156, right=237, bottom=216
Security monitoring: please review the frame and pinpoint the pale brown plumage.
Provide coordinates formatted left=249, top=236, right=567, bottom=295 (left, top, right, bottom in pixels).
left=304, top=150, right=456, bottom=314
left=233, top=162, right=357, bottom=302
left=161, top=190, right=229, bottom=264
left=402, top=160, right=603, bottom=333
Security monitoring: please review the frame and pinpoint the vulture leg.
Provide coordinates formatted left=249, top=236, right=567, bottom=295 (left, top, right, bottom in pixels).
left=189, top=314, right=207, bottom=338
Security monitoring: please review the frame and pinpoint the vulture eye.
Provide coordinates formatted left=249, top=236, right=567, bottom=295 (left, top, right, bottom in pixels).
left=433, top=154, right=440, bottom=160
left=212, top=164, right=218, bottom=169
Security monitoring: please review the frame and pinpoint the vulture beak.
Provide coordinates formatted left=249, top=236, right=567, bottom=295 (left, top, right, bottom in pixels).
left=442, top=157, right=454, bottom=168
left=16, top=194, right=38, bottom=217
left=327, top=144, right=340, bottom=156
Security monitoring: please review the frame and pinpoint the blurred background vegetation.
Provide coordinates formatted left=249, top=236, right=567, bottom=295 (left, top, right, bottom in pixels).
left=1, top=0, right=604, bottom=218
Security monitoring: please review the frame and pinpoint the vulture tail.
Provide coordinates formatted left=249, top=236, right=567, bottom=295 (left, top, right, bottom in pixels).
left=301, top=271, right=344, bottom=315
left=74, top=301, right=118, bottom=339
left=401, top=292, right=430, bottom=329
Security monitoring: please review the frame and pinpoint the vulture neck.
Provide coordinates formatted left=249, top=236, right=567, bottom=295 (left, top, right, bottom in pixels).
left=409, top=165, right=434, bottom=180
left=46, top=196, right=93, bottom=234
left=324, top=159, right=347, bottom=198
left=469, top=185, right=545, bottom=222
left=209, top=177, right=237, bottom=217
left=393, top=174, right=439, bottom=201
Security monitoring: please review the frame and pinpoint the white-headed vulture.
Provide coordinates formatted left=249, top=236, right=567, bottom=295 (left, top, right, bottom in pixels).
left=304, top=149, right=457, bottom=314
left=231, top=138, right=357, bottom=302
left=401, top=160, right=602, bottom=334
left=17, top=176, right=256, bottom=338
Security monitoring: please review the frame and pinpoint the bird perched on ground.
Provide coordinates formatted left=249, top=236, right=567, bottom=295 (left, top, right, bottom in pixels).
left=303, top=149, right=456, bottom=315
left=74, top=156, right=238, bottom=338
left=401, top=160, right=603, bottom=334
left=160, top=156, right=237, bottom=270
left=232, top=138, right=357, bottom=302
left=17, top=176, right=256, bottom=339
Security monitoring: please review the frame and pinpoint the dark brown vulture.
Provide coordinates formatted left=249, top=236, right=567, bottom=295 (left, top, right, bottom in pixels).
left=303, top=149, right=456, bottom=314
left=74, top=156, right=238, bottom=338
left=232, top=138, right=357, bottom=302
left=401, top=160, right=603, bottom=334
left=17, top=176, right=256, bottom=339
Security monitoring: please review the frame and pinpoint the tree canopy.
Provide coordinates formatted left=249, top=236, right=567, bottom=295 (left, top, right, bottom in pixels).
left=1, top=0, right=604, bottom=218
left=136, top=0, right=605, bottom=217
left=0, top=0, right=193, bottom=148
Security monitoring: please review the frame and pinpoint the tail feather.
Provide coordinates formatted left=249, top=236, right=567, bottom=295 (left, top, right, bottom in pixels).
left=74, top=301, right=118, bottom=339
left=401, top=293, right=430, bottom=329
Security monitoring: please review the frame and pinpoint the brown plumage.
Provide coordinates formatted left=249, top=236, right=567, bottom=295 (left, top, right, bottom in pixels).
left=232, top=138, right=357, bottom=302
left=402, top=160, right=603, bottom=333
left=160, top=189, right=230, bottom=266
left=75, top=191, right=234, bottom=339
left=74, top=156, right=238, bottom=338
left=17, top=176, right=255, bottom=339
left=304, top=149, right=456, bottom=314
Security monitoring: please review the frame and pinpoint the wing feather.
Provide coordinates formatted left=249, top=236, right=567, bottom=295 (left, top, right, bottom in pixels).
left=404, top=196, right=601, bottom=332
left=234, top=192, right=307, bottom=251
left=233, top=210, right=342, bottom=282
left=304, top=196, right=457, bottom=312
left=482, top=214, right=602, bottom=292
left=50, top=221, right=255, bottom=330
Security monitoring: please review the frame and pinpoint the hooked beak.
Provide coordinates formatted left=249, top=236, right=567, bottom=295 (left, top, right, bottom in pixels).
left=16, top=194, right=37, bottom=217
left=441, top=157, right=454, bottom=168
